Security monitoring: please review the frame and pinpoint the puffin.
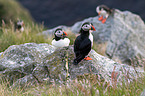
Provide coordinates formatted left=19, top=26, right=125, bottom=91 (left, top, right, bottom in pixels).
left=73, top=22, right=96, bottom=65
left=96, top=5, right=112, bottom=24
left=51, top=28, right=70, bottom=48
left=15, top=20, right=24, bottom=32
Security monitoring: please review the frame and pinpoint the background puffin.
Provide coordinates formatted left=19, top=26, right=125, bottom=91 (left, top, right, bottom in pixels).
left=51, top=28, right=70, bottom=48
left=15, top=20, right=24, bottom=32
left=73, top=22, right=96, bottom=65
left=96, top=5, right=113, bottom=24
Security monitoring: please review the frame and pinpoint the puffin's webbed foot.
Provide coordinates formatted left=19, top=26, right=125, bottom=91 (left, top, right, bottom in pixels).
left=98, top=16, right=103, bottom=21
left=102, top=18, right=107, bottom=24
left=84, top=56, right=92, bottom=60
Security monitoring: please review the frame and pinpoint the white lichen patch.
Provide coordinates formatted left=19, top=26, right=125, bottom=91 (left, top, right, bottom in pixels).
left=8, top=60, right=16, bottom=65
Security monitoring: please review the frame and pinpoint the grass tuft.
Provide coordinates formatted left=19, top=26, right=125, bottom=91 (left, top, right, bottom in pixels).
left=0, top=21, right=51, bottom=52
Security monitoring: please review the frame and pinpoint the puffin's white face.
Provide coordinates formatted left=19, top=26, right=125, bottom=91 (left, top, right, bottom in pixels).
left=55, top=29, right=64, bottom=37
left=82, top=23, right=96, bottom=32
left=82, top=24, right=92, bottom=31
left=96, top=6, right=107, bottom=15
left=17, top=20, right=24, bottom=26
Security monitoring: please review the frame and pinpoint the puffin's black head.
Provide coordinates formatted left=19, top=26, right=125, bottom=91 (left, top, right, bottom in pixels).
left=96, top=5, right=112, bottom=14
left=54, top=28, right=67, bottom=41
left=80, top=22, right=96, bottom=34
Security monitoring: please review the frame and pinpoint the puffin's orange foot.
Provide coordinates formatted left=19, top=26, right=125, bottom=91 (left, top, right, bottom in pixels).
left=84, top=57, right=92, bottom=60
left=102, top=18, right=107, bottom=24
left=98, top=16, right=103, bottom=21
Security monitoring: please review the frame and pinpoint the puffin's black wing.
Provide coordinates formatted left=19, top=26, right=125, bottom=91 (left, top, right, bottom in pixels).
left=74, top=36, right=81, bottom=54
left=73, top=36, right=91, bottom=65
left=74, top=35, right=91, bottom=55
left=79, top=38, right=91, bottom=55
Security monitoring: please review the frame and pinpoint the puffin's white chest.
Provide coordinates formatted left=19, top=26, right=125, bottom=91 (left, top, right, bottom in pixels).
left=20, top=27, right=24, bottom=32
left=89, top=33, right=93, bottom=47
left=51, top=38, right=70, bottom=48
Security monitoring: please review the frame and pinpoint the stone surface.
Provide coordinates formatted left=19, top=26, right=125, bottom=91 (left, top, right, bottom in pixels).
left=70, top=15, right=113, bottom=43
left=0, top=43, right=144, bottom=87
left=0, top=43, right=56, bottom=84
left=42, top=9, right=145, bottom=65
left=106, top=9, right=145, bottom=65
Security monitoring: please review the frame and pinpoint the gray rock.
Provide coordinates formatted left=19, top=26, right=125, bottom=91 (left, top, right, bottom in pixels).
left=71, top=15, right=113, bottom=43
left=12, top=74, right=36, bottom=88
left=42, top=46, right=98, bottom=82
left=106, top=9, right=145, bottom=65
left=42, top=15, right=113, bottom=43
left=0, top=43, right=56, bottom=83
left=0, top=43, right=144, bottom=87
left=41, top=9, right=145, bottom=65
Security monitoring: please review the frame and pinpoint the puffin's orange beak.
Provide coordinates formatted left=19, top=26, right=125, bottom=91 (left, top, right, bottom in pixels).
left=90, top=25, right=96, bottom=31
left=63, top=31, right=67, bottom=36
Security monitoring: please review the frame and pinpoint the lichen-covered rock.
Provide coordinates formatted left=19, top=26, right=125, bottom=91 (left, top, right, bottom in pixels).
left=0, top=43, right=144, bottom=87
left=42, top=46, right=98, bottom=82
left=106, top=9, right=145, bottom=65
left=41, top=9, right=145, bottom=65
left=42, top=15, right=113, bottom=43
left=70, top=15, right=113, bottom=43
left=0, top=43, right=56, bottom=83
left=90, top=50, right=144, bottom=82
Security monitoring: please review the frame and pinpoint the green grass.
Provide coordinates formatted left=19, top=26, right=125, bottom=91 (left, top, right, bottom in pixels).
left=0, top=73, right=144, bottom=96
left=0, top=0, right=49, bottom=52
left=0, top=21, right=51, bottom=52
left=0, top=0, right=33, bottom=25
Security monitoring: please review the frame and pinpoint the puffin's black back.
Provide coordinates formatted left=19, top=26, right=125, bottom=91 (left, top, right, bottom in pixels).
left=99, top=5, right=113, bottom=14
left=74, top=35, right=91, bottom=55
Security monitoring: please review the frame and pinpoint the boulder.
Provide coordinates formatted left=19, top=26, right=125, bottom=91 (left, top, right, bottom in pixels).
left=106, top=9, right=145, bottom=65
left=41, top=14, right=113, bottom=43
left=70, top=15, right=113, bottom=43
left=41, top=9, right=145, bottom=65
left=0, top=43, right=144, bottom=87
left=0, top=43, right=56, bottom=84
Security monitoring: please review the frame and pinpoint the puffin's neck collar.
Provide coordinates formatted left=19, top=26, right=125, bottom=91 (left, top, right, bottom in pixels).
left=80, top=29, right=90, bottom=36
left=54, top=36, right=66, bottom=41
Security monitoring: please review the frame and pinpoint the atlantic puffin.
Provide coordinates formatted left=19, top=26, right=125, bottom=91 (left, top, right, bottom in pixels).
left=51, top=28, right=70, bottom=48
left=15, top=20, right=24, bottom=32
left=73, top=22, right=96, bottom=65
left=96, top=5, right=112, bottom=24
